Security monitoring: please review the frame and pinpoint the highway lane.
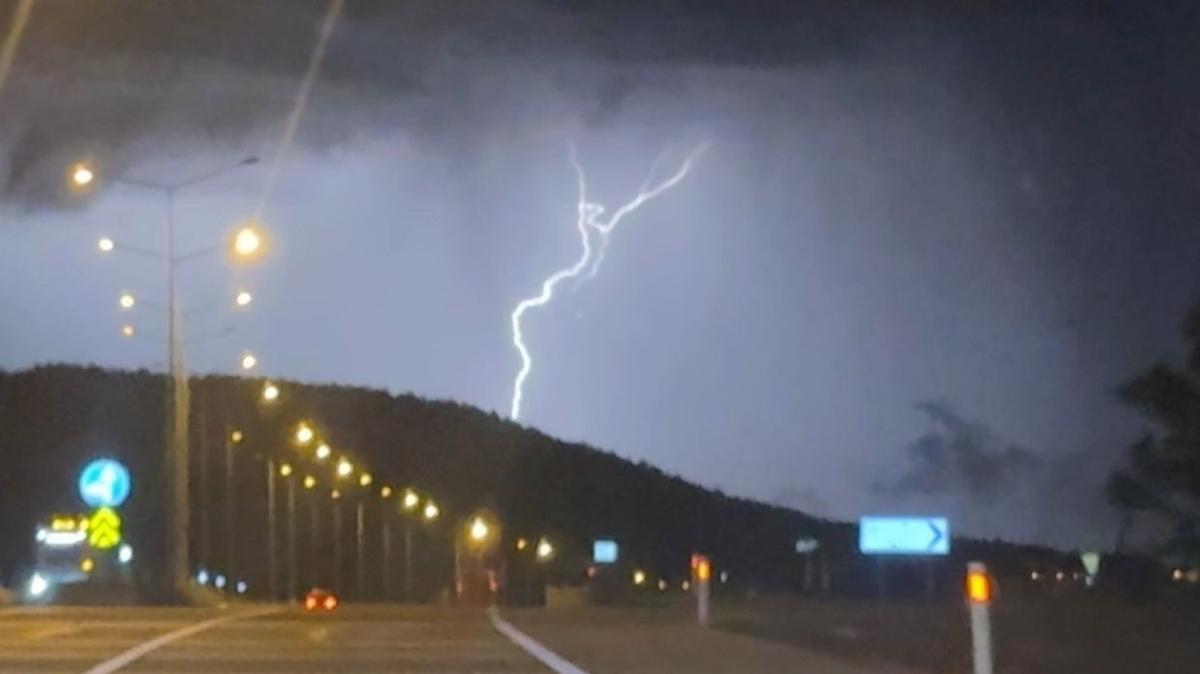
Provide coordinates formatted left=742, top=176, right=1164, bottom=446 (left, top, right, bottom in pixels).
left=0, top=606, right=553, bottom=673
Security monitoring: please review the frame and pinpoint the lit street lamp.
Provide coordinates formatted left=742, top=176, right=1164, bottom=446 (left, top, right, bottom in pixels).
left=121, top=324, right=135, bottom=338
left=119, top=292, right=136, bottom=309
left=235, top=290, right=253, bottom=308
left=536, top=538, right=555, bottom=561
left=336, top=459, right=353, bottom=478
left=71, top=163, right=95, bottom=187
left=469, top=517, right=490, bottom=543
left=402, top=489, right=419, bottom=511
left=423, top=501, right=439, bottom=521
left=240, top=353, right=257, bottom=371
left=234, top=226, right=262, bottom=257
left=98, top=237, right=115, bottom=252
left=295, top=423, right=315, bottom=446
left=261, top=382, right=280, bottom=402
left=315, top=443, right=331, bottom=461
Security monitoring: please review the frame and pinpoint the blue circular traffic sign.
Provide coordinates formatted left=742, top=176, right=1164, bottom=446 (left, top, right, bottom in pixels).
left=78, top=459, right=132, bottom=508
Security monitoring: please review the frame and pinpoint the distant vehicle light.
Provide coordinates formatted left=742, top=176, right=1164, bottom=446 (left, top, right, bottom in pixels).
left=633, top=569, right=646, bottom=586
left=214, top=574, right=227, bottom=589
left=118, top=544, right=133, bottom=564
left=80, top=557, right=95, bottom=573
left=28, top=573, right=49, bottom=597
left=236, top=581, right=247, bottom=594
left=43, top=530, right=87, bottom=546
left=305, top=588, right=339, bottom=612
left=196, top=569, right=210, bottom=585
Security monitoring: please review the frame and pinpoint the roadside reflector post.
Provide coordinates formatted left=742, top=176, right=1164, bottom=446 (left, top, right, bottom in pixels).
left=692, top=553, right=712, bottom=627
left=966, top=561, right=993, bottom=674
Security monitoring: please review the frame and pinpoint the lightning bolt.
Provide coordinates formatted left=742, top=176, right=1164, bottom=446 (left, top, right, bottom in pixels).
left=509, top=142, right=709, bottom=421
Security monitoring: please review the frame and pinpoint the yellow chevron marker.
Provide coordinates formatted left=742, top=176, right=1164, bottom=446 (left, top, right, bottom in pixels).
left=87, top=507, right=122, bottom=550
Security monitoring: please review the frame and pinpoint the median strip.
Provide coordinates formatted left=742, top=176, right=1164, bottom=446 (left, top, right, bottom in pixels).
left=79, top=606, right=280, bottom=674
left=489, top=609, right=589, bottom=674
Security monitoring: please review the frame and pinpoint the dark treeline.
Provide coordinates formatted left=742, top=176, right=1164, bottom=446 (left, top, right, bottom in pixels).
left=1, top=364, right=1088, bottom=600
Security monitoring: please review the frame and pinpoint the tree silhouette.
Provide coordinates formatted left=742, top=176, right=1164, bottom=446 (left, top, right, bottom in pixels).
left=1108, top=304, right=1200, bottom=553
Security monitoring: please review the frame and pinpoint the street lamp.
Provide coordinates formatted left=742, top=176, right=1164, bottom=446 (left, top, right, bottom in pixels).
left=402, top=489, right=419, bottom=511
left=98, top=237, right=115, bottom=252
left=233, top=226, right=263, bottom=258
left=119, top=292, right=136, bottom=309
left=380, top=485, right=392, bottom=499
left=261, top=382, right=280, bottom=402
left=303, top=475, right=317, bottom=490
left=295, top=423, right=315, bottom=446
left=121, top=324, right=135, bottom=338
left=423, top=501, right=439, bottom=521
left=469, top=517, right=490, bottom=544
left=71, top=163, right=95, bottom=187
left=358, top=472, right=373, bottom=487
left=536, top=538, right=554, bottom=561
left=240, top=353, right=257, bottom=371
left=315, top=443, right=331, bottom=461
left=235, top=290, right=253, bottom=308
left=336, top=459, right=353, bottom=478
left=279, top=463, right=293, bottom=477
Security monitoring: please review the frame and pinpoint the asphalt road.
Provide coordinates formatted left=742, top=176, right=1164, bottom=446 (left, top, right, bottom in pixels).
left=0, top=605, right=551, bottom=673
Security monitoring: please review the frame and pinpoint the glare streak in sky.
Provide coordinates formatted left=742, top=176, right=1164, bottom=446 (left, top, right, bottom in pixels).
left=0, top=0, right=34, bottom=102
left=255, top=0, right=344, bottom=220
left=509, top=143, right=708, bottom=420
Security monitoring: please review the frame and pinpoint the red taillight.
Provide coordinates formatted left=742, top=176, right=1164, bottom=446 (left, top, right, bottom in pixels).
left=305, top=596, right=317, bottom=610
left=323, top=595, right=338, bottom=610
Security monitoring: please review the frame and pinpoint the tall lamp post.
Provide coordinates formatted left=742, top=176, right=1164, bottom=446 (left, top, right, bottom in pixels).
left=355, top=471, right=372, bottom=601
left=379, top=485, right=393, bottom=600
left=281, top=463, right=297, bottom=602
left=77, top=157, right=263, bottom=599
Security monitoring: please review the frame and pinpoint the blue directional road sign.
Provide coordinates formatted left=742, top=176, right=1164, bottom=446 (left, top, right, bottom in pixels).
left=78, top=459, right=132, bottom=508
left=859, top=516, right=949, bottom=555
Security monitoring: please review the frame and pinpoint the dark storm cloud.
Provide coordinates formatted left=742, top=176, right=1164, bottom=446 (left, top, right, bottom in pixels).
left=875, top=401, right=1041, bottom=498
left=0, top=0, right=886, bottom=206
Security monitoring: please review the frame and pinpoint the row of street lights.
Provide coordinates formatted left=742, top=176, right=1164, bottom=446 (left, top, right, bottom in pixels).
left=78, top=157, right=558, bottom=603
left=201, top=384, right=451, bottom=602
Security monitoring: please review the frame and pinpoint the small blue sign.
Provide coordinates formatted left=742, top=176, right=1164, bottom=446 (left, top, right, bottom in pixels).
left=859, top=516, right=949, bottom=556
left=593, top=539, right=619, bottom=564
left=78, top=459, right=132, bottom=508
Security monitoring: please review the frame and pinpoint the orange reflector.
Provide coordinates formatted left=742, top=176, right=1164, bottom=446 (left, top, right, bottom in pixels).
left=696, top=560, right=712, bottom=582
left=967, top=569, right=991, bottom=603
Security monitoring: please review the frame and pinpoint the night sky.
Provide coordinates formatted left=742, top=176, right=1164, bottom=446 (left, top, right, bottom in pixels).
left=2, top=1, right=1198, bottom=549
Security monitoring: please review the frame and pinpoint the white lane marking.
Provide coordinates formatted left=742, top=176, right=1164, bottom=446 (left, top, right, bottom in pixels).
left=489, top=609, right=589, bottom=674
left=79, top=606, right=280, bottom=674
